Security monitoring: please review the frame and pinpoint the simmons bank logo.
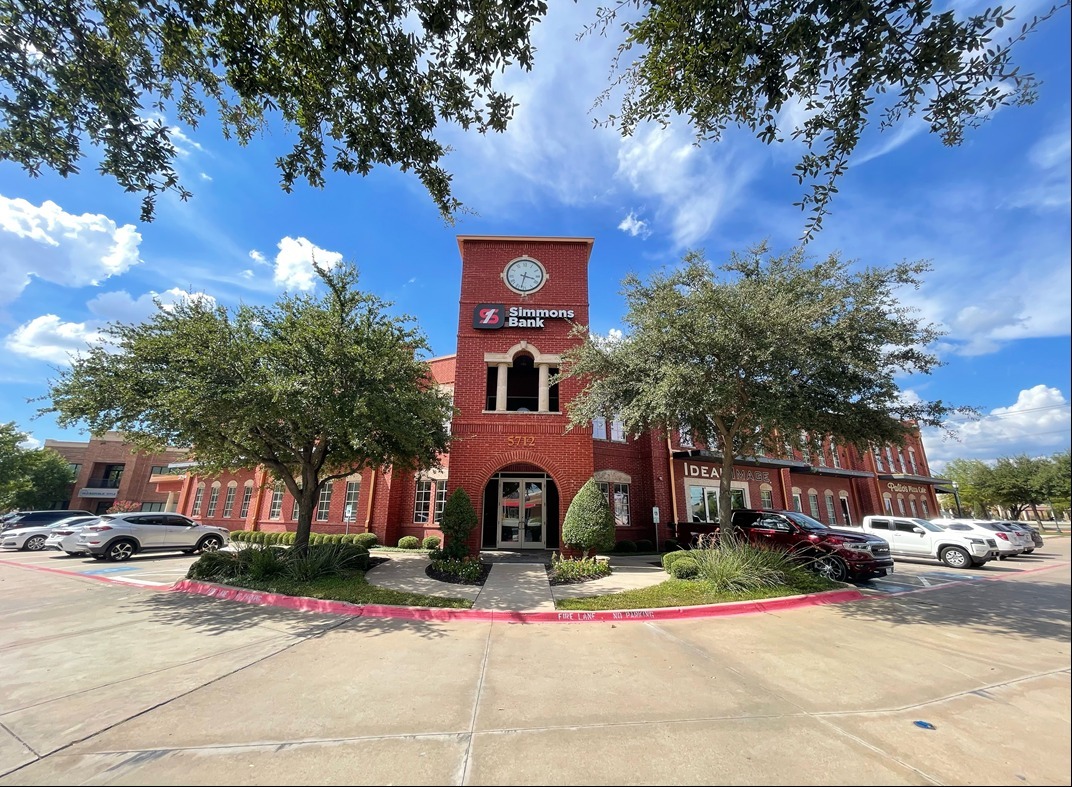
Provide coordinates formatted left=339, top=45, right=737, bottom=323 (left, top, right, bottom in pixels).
left=473, top=304, right=505, bottom=329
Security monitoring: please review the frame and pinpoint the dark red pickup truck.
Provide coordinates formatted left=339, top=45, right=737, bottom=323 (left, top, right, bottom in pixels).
left=676, top=509, right=895, bottom=582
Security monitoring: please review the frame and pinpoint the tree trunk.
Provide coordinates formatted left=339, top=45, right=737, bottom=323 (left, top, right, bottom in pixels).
left=294, top=466, right=320, bottom=553
left=718, top=450, right=736, bottom=538
left=1029, top=503, right=1043, bottom=525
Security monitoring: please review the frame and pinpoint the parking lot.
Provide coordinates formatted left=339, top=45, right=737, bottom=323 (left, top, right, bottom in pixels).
left=0, top=548, right=198, bottom=588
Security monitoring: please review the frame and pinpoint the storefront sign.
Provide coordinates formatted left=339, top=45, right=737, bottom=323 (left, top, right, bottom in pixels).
left=682, top=463, right=770, bottom=483
left=78, top=488, right=119, bottom=499
left=887, top=482, right=927, bottom=494
left=473, top=304, right=576, bottom=330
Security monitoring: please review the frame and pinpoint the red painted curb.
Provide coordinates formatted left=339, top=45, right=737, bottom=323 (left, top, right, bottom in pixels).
left=170, top=580, right=865, bottom=623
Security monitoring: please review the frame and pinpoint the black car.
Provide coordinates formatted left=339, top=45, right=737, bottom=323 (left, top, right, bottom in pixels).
left=1, top=510, right=90, bottom=531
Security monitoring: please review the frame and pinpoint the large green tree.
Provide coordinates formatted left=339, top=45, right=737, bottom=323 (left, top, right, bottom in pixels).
left=2, top=1, right=1064, bottom=226
left=0, top=422, right=75, bottom=511
left=989, top=454, right=1050, bottom=522
left=557, top=244, right=966, bottom=533
left=1040, top=450, right=1070, bottom=527
left=939, top=457, right=996, bottom=518
left=43, top=263, right=452, bottom=550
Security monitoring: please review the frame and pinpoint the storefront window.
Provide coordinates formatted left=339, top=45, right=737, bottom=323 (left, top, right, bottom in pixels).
left=344, top=480, right=361, bottom=523
left=413, top=480, right=432, bottom=523
left=434, top=482, right=448, bottom=523
left=613, top=483, right=630, bottom=526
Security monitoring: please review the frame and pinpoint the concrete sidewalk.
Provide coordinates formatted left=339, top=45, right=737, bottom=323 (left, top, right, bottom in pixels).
left=364, top=550, right=668, bottom=612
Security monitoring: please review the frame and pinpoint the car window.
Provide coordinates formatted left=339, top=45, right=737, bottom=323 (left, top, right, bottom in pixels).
left=868, top=519, right=891, bottom=530
left=163, top=515, right=195, bottom=526
left=947, top=524, right=973, bottom=531
left=782, top=511, right=829, bottom=531
left=754, top=515, right=792, bottom=531
left=125, top=515, right=164, bottom=525
left=908, top=518, right=943, bottom=532
left=893, top=520, right=920, bottom=532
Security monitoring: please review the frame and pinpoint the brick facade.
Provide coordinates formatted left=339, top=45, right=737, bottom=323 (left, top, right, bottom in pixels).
left=157, top=235, right=945, bottom=547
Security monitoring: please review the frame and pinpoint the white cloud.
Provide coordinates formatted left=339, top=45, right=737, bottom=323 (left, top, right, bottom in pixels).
left=248, top=250, right=269, bottom=266
left=1009, top=114, right=1071, bottom=211
left=18, top=435, right=42, bottom=450
left=618, top=211, right=651, bottom=239
left=4, top=314, right=106, bottom=364
left=168, top=126, right=204, bottom=157
left=199, top=172, right=213, bottom=182
left=259, top=236, right=344, bottom=291
left=87, top=288, right=216, bottom=324
left=0, top=195, right=142, bottom=305
left=922, top=384, right=1071, bottom=470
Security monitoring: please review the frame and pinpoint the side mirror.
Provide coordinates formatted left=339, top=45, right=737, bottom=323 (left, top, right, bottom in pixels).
left=912, top=526, right=925, bottom=534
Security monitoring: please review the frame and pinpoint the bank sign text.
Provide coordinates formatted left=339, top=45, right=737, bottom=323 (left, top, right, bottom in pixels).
left=473, top=304, right=575, bottom=329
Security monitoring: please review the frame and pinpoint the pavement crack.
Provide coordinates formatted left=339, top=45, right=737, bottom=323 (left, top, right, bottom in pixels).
left=459, top=622, right=494, bottom=786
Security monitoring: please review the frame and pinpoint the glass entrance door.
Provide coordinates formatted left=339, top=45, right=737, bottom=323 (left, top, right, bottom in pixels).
left=498, top=479, right=545, bottom=549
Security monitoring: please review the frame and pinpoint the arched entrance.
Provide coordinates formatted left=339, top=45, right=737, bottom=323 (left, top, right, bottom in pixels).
left=482, top=464, right=560, bottom=549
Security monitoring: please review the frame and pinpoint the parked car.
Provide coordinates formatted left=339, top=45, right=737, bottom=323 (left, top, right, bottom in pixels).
left=931, top=519, right=1024, bottom=559
left=44, top=516, right=103, bottom=555
left=1000, top=522, right=1041, bottom=553
left=1, top=515, right=99, bottom=552
left=844, top=516, right=998, bottom=568
left=725, top=509, right=894, bottom=583
left=76, top=512, right=229, bottom=562
left=1, top=510, right=92, bottom=532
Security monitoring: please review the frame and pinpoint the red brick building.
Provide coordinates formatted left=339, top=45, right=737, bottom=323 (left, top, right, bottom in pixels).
left=43, top=432, right=189, bottom=515
left=159, top=235, right=946, bottom=549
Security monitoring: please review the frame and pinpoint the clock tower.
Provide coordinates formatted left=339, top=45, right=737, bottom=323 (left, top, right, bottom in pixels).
left=448, top=236, right=596, bottom=551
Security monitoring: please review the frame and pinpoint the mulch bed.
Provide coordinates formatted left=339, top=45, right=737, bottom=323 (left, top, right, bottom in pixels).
left=425, top=562, right=493, bottom=586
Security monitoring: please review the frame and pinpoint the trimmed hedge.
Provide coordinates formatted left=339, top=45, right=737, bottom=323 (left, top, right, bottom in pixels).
left=670, top=557, right=700, bottom=579
left=353, top=532, right=379, bottom=549
left=422, top=536, right=441, bottom=550
left=561, top=479, right=616, bottom=553
left=398, top=535, right=421, bottom=549
left=662, top=550, right=693, bottom=573
left=614, top=540, right=637, bottom=553
left=661, top=538, right=679, bottom=553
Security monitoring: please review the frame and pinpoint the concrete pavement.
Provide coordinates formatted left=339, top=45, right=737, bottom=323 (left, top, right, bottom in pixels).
left=0, top=541, right=1068, bottom=785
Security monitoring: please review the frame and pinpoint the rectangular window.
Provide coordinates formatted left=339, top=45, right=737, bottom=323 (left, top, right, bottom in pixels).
left=343, top=480, right=361, bottom=522
left=191, top=486, right=204, bottom=515
left=909, top=499, right=918, bottom=516
left=445, top=394, right=454, bottom=436
left=760, top=488, right=774, bottom=509
left=824, top=493, right=837, bottom=524
left=830, top=441, right=842, bottom=469
left=921, top=500, right=929, bottom=517
left=688, top=485, right=719, bottom=523
left=239, top=485, right=252, bottom=518
left=792, top=492, right=803, bottom=513
left=222, top=486, right=236, bottom=518
left=68, top=463, right=82, bottom=477
left=316, top=481, right=333, bottom=521
left=269, top=487, right=283, bottom=519
left=292, top=498, right=300, bottom=520
left=869, top=519, right=891, bottom=530
left=592, top=416, right=607, bottom=440
left=207, top=486, right=220, bottom=516
left=678, top=426, right=693, bottom=448
left=897, top=497, right=906, bottom=515
left=149, top=465, right=169, bottom=476
left=808, top=493, right=821, bottom=520
left=908, top=448, right=918, bottom=475
left=817, top=448, right=827, bottom=467
left=884, top=496, right=894, bottom=514
left=609, top=417, right=626, bottom=442
left=885, top=446, right=896, bottom=472
left=897, top=448, right=907, bottom=473
left=140, top=502, right=165, bottom=512
left=873, top=448, right=884, bottom=472
left=613, top=483, right=630, bottom=526
left=413, top=480, right=432, bottom=523
left=434, top=482, right=448, bottom=523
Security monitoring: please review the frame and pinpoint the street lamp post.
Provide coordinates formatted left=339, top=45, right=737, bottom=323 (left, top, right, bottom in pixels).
left=951, top=480, right=964, bottom=518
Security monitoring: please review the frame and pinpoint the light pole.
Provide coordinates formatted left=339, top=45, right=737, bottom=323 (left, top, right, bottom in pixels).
left=951, top=480, right=964, bottom=518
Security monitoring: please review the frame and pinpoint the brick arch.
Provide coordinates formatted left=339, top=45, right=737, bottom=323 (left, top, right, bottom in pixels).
left=472, top=448, right=572, bottom=493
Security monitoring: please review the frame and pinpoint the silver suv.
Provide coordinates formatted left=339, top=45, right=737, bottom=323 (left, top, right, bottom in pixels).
left=76, top=513, right=229, bottom=562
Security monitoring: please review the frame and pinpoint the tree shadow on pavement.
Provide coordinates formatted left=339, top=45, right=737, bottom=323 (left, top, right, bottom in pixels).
left=125, top=590, right=464, bottom=641
left=836, top=576, right=1071, bottom=642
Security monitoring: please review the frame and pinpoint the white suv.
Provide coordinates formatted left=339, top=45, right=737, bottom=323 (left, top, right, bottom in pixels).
left=932, top=519, right=1024, bottom=560
left=77, top=513, right=229, bottom=562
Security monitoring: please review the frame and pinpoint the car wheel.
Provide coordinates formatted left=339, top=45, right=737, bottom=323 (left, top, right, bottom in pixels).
left=813, top=555, right=850, bottom=583
left=197, top=535, right=224, bottom=553
left=105, top=540, right=136, bottom=562
left=940, top=546, right=971, bottom=569
left=23, top=535, right=47, bottom=551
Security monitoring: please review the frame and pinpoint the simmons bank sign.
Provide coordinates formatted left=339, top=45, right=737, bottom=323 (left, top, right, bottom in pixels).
left=473, top=304, right=576, bottom=329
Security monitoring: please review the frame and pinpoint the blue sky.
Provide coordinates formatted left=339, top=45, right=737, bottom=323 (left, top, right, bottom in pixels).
left=1, top=3, right=1069, bottom=472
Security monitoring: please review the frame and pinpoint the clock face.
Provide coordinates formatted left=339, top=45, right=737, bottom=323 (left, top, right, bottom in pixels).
left=503, top=257, right=546, bottom=294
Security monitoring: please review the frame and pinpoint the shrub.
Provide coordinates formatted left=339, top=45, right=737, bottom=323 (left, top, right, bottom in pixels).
left=229, top=531, right=245, bottom=543
left=561, top=479, right=616, bottom=554
left=686, top=533, right=801, bottom=592
left=549, top=554, right=612, bottom=584
left=245, top=543, right=287, bottom=580
left=341, top=533, right=356, bottom=544
left=422, top=536, right=441, bottom=550
left=670, top=556, right=700, bottom=579
left=661, top=538, right=679, bottom=552
left=440, top=487, right=477, bottom=559
left=398, top=535, right=421, bottom=549
left=662, top=550, right=692, bottom=573
left=283, top=532, right=296, bottom=545
left=635, top=539, right=654, bottom=552
left=353, top=532, right=379, bottom=549
left=285, top=543, right=369, bottom=581
left=310, top=533, right=322, bottom=545
left=429, top=556, right=484, bottom=583
left=614, top=540, right=637, bottom=553
left=186, top=550, right=243, bottom=580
